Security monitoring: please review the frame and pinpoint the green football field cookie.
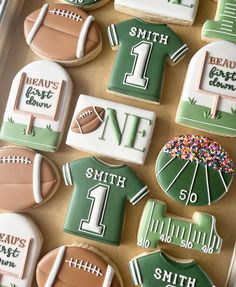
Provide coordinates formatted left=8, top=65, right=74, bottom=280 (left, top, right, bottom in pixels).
left=156, top=134, right=234, bottom=206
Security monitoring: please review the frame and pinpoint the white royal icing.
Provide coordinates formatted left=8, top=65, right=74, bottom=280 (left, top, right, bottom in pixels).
left=176, top=41, right=236, bottom=136
left=45, top=245, right=67, bottom=287
left=115, top=0, right=199, bottom=25
left=26, top=4, right=49, bottom=45
left=1, top=60, right=73, bottom=151
left=66, top=94, right=156, bottom=164
left=0, top=213, right=43, bottom=287
left=76, top=15, right=95, bottom=58
left=33, top=153, right=43, bottom=204
left=102, top=265, right=115, bottom=287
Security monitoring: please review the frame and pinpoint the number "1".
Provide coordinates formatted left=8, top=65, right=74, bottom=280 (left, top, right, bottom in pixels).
left=124, top=41, right=153, bottom=89
left=80, top=184, right=110, bottom=237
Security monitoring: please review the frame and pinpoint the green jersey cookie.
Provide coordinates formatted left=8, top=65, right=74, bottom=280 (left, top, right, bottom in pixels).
left=202, top=0, right=236, bottom=43
left=129, top=250, right=216, bottom=287
left=63, top=156, right=149, bottom=245
left=137, top=199, right=223, bottom=254
left=107, top=18, right=188, bottom=103
left=63, top=0, right=111, bottom=10
left=156, top=135, right=234, bottom=206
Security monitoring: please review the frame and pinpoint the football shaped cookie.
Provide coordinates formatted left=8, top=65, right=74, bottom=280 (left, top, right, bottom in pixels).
left=36, top=244, right=123, bottom=287
left=71, top=106, right=105, bottom=134
left=63, top=0, right=111, bottom=11
left=24, top=4, right=102, bottom=66
left=0, top=146, right=60, bottom=211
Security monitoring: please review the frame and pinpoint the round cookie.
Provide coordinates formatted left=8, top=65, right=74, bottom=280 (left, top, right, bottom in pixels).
left=63, top=0, right=111, bottom=11
left=24, top=4, right=102, bottom=66
left=156, top=134, right=234, bottom=206
left=0, top=213, right=43, bottom=287
left=36, top=244, right=124, bottom=287
left=0, top=146, right=60, bottom=211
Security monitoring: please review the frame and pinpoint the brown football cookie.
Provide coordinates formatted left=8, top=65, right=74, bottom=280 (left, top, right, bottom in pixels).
left=36, top=243, right=124, bottom=287
left=0, top=146, right=60, bottom=211
left=71, top=106, right=105, bottom=134
left=24, top=4, right=102, bottom=66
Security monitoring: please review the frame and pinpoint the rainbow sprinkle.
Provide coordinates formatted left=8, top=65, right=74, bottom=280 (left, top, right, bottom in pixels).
left=162, top=135, right=234, bottom=173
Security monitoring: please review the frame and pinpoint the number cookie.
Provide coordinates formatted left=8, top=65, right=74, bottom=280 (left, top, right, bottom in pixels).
left=137, top=199, right=222, bottom=254
left=66, top=94, right=156, bottom=164
left=63, top=156, right=149, bottom=245
left=0, top=60, right=73, bottom=152
left=36, top=244, right=123, bottom=287
left=129, top=250, right=216, bottom=287
left=176, top=41, right=236, bottom=137
left=24, top=4, right=102, bottom=66
left=0, top=146, right=60, bottom=211
left=115, top=0, right=199, bottom=26
left=156, top=134, right=234, bottom=206
left=107, top=19, right=188, bottom=103
left=202, top=0, right=236, bottom=43
left=62, top=0, right=111, bottom=11
left=0, top=213, right=43, bottom=287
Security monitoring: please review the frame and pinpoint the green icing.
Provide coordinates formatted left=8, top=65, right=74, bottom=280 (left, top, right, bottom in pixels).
left=137, top=199, right=222, bottom=254
left=176, top=100, right=236, bottom=137
left=202, top=0, right=236, bottom=43
left=0, top=121, right=60, bottom=152
left=129, top=251, right=215, bottom=287
left=156, top=152, right=233, bottom=206
left=108, top=19, right=187, bottom=103
left=63, top=157, right=148, bottom=245
left=64, top=0, right=101, bottom=6
left=99, top=108, right=151, bottom=152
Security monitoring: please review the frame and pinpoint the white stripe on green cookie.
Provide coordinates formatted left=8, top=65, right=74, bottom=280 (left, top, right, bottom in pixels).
left=155, top=134, right=234, bottom=206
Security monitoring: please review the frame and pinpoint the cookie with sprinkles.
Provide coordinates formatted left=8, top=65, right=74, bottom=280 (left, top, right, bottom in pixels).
left=155, top=134, right=234, bottom=206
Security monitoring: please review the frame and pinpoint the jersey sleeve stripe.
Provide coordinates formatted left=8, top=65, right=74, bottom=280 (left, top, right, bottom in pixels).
left=134, top=259, right=143, bottom=284
left=132, top=189, right=149, bottom=206
left=129, top=260, right=142, bottom=285
left=172, top=47, right=189, bottom=63
left=111, top=24, right=119, bottom=46
left=170, top=44, right=188, bottom=60
left=62, top=163, right=73, bottom=186
left=107, top=24, right=119, bottom=47
left=107, top=26, right=115, bottom=47
left=130, top=186, right=149, bottom=205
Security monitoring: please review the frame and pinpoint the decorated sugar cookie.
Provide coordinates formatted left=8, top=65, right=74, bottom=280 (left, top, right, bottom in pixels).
left=115, top=0, right=199, bottom=26
left=202, top=0, right=236, bottom=43
left=63, top=0, right=111, bottom=10
left=155, top=135, right=234, bottom=206
left=107, top=19, right=188, bottom=103
left=66, top=94, right=156, bottom=164
left=129, top=250, right=216, bottom=287
left=137, top=199, right=222, bottom=254
left=24, top=4, right=102, bottom=66
left=36, top=244, right=123, bottom=287
left=176, top=41, right=236, bottom=137
left=0, top=146, right=60, bottom=211
left=0, top=60, right=73, bottom=152
left=0, top=213, right=43, bottom=287
left=63, top=156, right=149, bottom=245
left=226, top=243, right=236, bottom=287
